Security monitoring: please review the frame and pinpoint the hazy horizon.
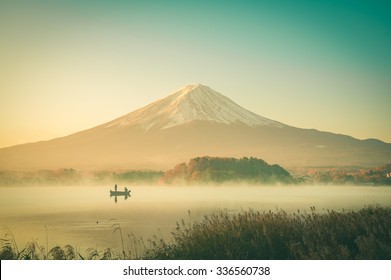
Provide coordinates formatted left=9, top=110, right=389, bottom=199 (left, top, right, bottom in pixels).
left=1, top=0, right=391, bottom=148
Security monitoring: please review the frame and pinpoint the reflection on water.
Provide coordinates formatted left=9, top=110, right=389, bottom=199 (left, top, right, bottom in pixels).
left=0, top=185, right=391, bottom=252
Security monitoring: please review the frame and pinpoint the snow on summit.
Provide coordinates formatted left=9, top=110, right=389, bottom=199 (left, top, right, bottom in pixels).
left=106, top=84, right=285, bottom=130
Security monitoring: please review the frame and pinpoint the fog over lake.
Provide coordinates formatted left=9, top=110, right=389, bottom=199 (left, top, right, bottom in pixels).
left=1, top=185, right=390, bottom=252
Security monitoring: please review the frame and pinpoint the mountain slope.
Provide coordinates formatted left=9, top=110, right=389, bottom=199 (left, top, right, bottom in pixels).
left=104, top=84, right=284, bottom=131
left=0, top=84, right=390, bottom=171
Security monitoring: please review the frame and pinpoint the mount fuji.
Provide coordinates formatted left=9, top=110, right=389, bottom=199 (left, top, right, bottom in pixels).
left=105, top=84, right=285, bottom=131
left=0, top=84, right=390, bottom=170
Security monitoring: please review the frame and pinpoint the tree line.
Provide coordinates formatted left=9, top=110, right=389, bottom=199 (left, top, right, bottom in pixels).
left=0, top=158, right=390, bottom=186
left=161, top=156, right=293, bottom=185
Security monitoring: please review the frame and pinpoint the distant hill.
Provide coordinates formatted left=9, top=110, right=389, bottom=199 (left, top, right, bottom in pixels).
left=0, top=84, right=390, bottom=170
left=161, top=156, right=293, bottom=185
left=308, top=163, right=391, bottom=186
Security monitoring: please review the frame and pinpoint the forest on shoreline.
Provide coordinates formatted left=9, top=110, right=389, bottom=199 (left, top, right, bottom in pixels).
left=0, top=156, right=390, bottom=186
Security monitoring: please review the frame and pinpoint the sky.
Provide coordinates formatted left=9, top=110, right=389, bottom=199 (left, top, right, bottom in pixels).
left=1, top=0, right=390, bottom=148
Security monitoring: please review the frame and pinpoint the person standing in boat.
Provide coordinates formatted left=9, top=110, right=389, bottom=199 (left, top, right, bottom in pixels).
left=115, top=184, right=117, bottom=192
left=124, top=187, right=128, bottom=194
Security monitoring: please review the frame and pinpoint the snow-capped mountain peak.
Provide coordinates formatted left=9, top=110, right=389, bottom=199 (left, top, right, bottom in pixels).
left=105, top=84, right=285, bottom=130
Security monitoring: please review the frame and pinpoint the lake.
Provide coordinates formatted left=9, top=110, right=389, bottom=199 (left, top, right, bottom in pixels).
left=1, top=185, right=391, bottom=254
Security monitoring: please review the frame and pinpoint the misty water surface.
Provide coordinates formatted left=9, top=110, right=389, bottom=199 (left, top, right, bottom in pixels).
left=1, top=185, right=390, bottom=252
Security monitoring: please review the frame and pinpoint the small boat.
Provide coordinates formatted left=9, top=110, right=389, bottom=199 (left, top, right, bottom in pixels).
left=110, top=189, right=131, bottom=196
left=110, top=184, right=131, bottom=198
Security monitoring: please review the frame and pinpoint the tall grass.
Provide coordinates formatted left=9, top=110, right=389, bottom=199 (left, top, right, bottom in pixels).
left=2, top=205, right=391, bottom=260
left=0, top=225, right=145, bottom=260
left=145, top=205, right=391, bottom=260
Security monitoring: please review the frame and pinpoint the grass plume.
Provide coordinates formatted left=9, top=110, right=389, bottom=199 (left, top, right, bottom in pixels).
left=145, top=205, right=391, bottom=260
